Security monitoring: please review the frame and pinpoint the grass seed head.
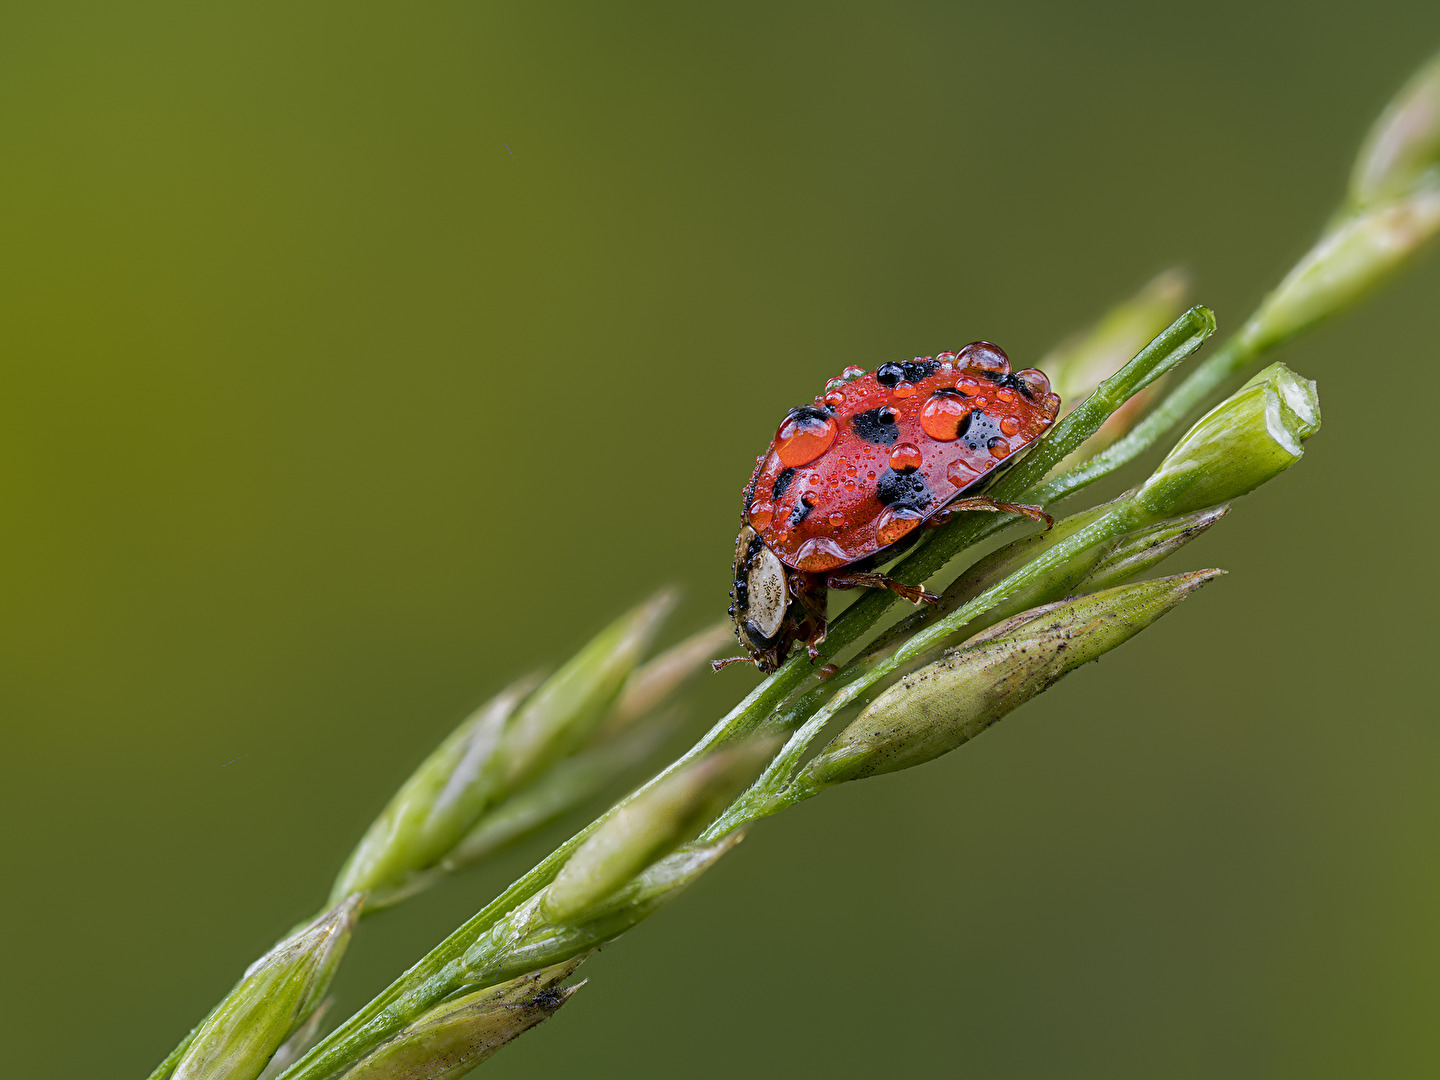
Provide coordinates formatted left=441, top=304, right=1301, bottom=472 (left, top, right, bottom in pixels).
left=798, top=572, right=1223, bottom=789
left=173, top=895, right=362, bottom=1080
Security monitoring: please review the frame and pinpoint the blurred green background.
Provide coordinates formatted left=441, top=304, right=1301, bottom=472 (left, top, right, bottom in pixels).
left=3, top=3, right=1438, bottom=1077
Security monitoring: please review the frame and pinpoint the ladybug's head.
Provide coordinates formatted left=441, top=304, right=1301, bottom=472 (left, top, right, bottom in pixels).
left=723, top=523, right=794, bottom=674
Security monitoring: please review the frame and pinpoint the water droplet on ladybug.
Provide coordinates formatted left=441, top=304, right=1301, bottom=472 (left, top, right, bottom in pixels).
left=824, top=391, right=845, bottom=408
left=920, top=394, right=968, bottom=441
left=842, top=365, right=866, bottom=382
left=988, top=436, right=1011, bottom=459
left=845, top=464, right=857, bottom=477
left=1015, top=368, right=1052, bottom=399
left=866, top=470, right=876, bottom=480
left=958, top=341, right=1010, bottom=375
left=795, top=536, right=851, bottom=572
left=1042, top=392, right=1062, bottom=417
left=828, top=511, right=846, bottom=527
left=1000, top=416, right=1021, bottom=437
left=876, top=507, right=923, bottom=546
left=996, top=388, right=1016, bottom=403
left=958, top=377, right=979, bottom=394
left=935, top=351, right=957, bottom=365
left=892, top=381, right=918, bottom=398
left=888, top=442, right=923, bottom=472
left=947, top=460, right=976, bottom=488
left=776, top=409, right=839, bottom=468
left=844, top=480, right=856, bottom=491
left=826, top=376, right=845, bottom=393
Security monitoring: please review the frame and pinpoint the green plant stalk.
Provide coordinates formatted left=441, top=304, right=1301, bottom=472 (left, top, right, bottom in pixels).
left=275, top=309, right=1216, bottom=1080
left=295, top=511, right=1123, bottom=1077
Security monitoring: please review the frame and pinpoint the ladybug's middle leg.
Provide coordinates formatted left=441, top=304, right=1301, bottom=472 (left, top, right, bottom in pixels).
left=925, top=496, right=1054, bottom=530
left=825, top=570, right=939, bottom=606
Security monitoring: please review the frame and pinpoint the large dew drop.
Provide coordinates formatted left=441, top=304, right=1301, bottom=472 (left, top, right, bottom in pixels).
left=875, top=507, right=922, bottom=546
left=795, top=536, right=851, bottom=572
left=775, top=409, right=838, bottom=467
left=920, top=394, right=968, bottom=441
left=888, top=442, right=923, bottom=472
left=1015, top=368, right=1052, bottom=399
left=957, top=341, right=1011, bottom=375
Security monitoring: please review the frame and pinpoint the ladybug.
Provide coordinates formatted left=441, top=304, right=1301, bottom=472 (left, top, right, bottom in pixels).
left=719, top=342, right=1061, bottom=673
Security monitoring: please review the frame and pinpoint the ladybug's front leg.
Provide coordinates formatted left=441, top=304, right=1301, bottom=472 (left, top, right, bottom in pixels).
left=825, top=570, right=939, bottom=606
left=926, top=496, right=1054, bottom=530
left=788, top=570, right=830, bottom=661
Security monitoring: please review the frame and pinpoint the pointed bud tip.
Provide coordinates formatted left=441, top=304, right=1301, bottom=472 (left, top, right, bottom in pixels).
left=334, top=963, right=588, bottom=1079
left=603, top=620, right=734, bottom=735
left=1351, top=50, right=1440, bottom=209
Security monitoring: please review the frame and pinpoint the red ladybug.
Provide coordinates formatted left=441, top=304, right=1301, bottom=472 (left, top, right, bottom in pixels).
left=721, top=342, right=1061, bottom=673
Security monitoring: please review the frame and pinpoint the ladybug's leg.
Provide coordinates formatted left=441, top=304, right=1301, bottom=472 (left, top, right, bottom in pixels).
left=789, top=570, right=830, bottom=661
left=710, top=654, right=757, bottom=672
left=925, top=496, right=1054, bottom=530
left=825, top=570, right=939, bottom=606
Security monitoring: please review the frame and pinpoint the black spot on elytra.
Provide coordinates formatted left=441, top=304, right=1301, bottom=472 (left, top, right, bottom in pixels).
left=875, top=362, right=905, bottom=387
left=772, top=468, right=797, bottom=499
left=957, top=410, right=1006, bottom=452
left=979, top=370, right=1036, bottom=398
left=875, top=360, right=936, bottom=386
left=789, top=494, right=815, bottom=528
left=785, top=404, right=831, bottom=426
left=876, top=469, right=932, bottom=513
left=852, top=407, right=899, bottom=444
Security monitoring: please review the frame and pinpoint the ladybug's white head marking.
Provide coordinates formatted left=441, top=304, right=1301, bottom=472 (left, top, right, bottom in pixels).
left=730, top=524, right=793, bottom=670
left=745, top=541, right=787, bottom=641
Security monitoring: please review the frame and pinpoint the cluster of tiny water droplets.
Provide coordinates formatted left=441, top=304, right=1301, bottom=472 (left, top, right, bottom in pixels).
left=751, top=344, right=1059, bottom=565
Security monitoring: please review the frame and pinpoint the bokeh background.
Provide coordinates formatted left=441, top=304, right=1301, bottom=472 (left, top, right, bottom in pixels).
left=3, top=3, right=1438, bottom=1077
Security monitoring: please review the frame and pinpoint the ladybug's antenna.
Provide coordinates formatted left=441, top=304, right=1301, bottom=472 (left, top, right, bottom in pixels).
left=710, top=655, right=754, bottom=673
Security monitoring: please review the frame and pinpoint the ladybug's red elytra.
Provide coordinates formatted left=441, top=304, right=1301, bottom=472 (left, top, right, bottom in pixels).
left=719, top=342, right=1061, bottom=674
